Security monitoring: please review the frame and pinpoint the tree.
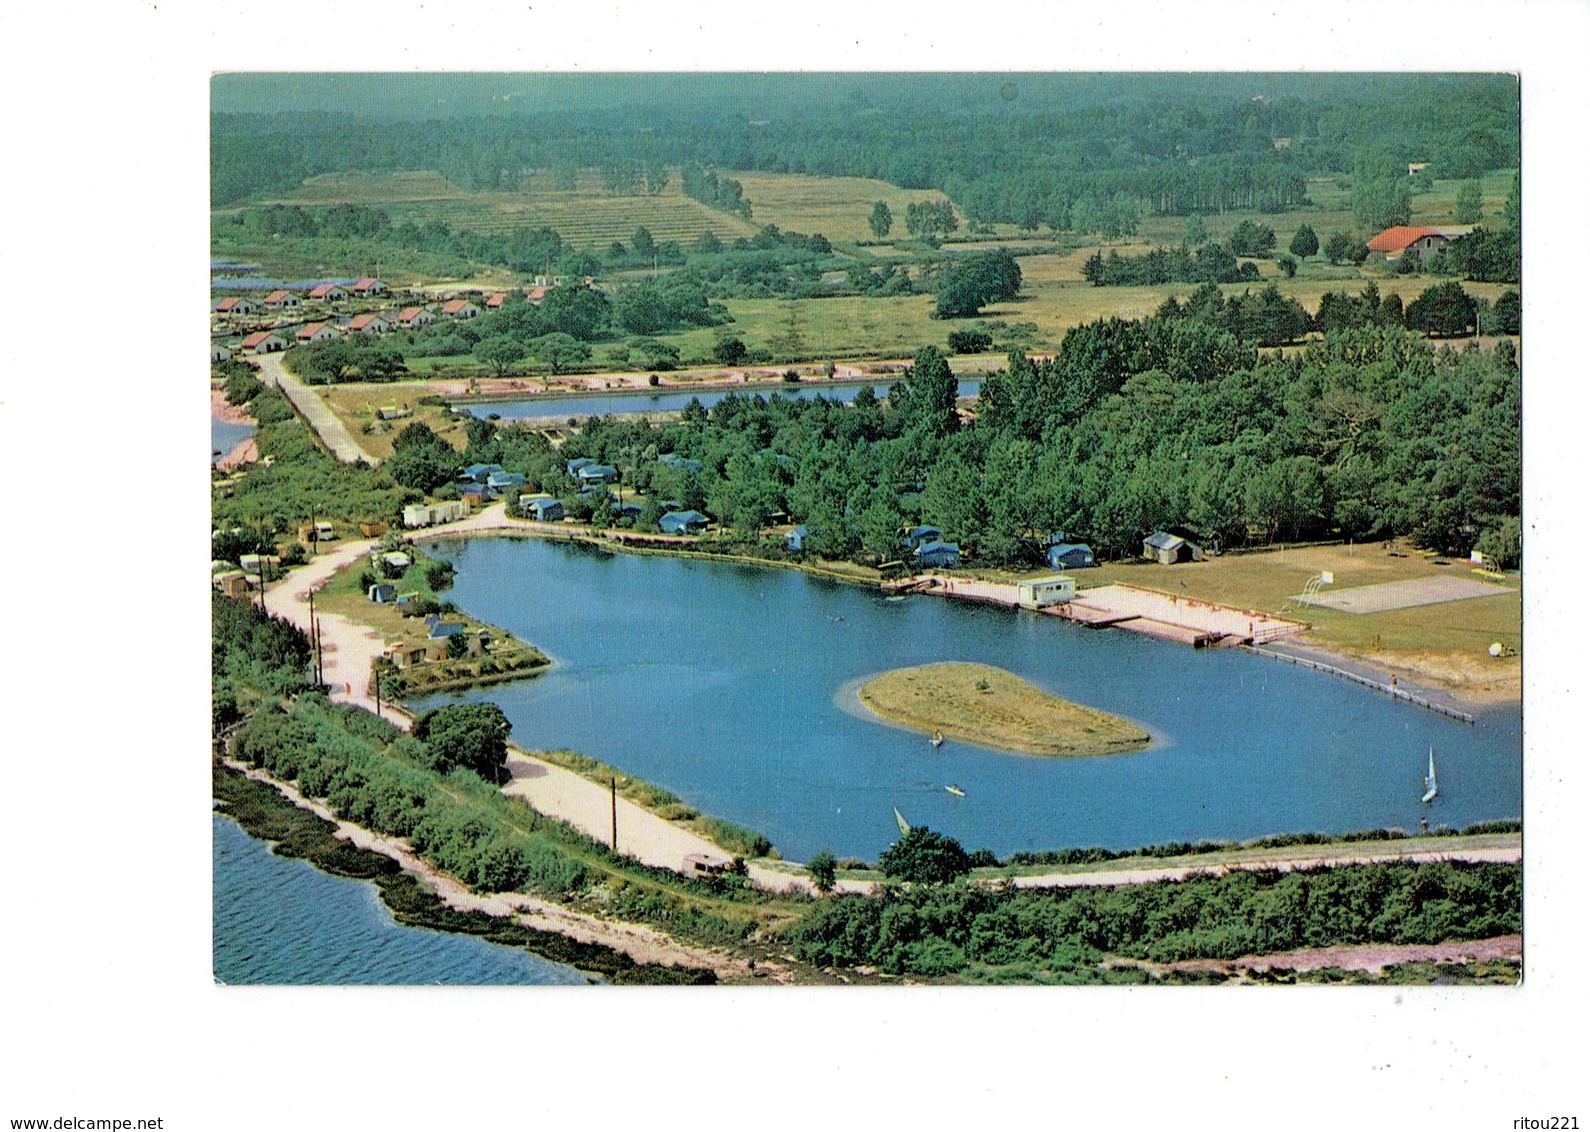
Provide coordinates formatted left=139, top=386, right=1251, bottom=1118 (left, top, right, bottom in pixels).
left=713, top=336, right=748, bottom=366
left=807, top=849, right=837, bottom=894
left=1454, top=180, right=1484, bottom=225
left=947, top=329, right=994, bottom=354
left=474, top=336, right=524, bottom=377
left=899, top=345, right=959, bottom=437
left=412, top=703, right=513, bottom=784
left=386, top=422, right=458, bottom=493
left=531, top=332, right=591, bottom=375
left=934, top=249, right=1022, bottom=319
left=632, top=226, right=656, bottom=260
left=1405, top=281, right=1477, bottom=338
left=1229, top=219, right=1277, bottom=257
left=1277, top=255, right=1297, bottom=278
left=1323, top=232, right=1355, bottom=265
left=1182, top=214, right=1208, bottom=247
left=1289, top=224, right=1319, bottom=259
left=879, top=826, right=971, bottom=884
left=868, top=200, right=893, bottom=239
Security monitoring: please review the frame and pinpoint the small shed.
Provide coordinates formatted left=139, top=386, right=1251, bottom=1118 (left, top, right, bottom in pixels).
left=915, top=540, right=961, bottom=568
left=683, top=853, right=733, bottom=877
left=1143, top=531, right=1202, bottom=565
left=1015, top=574, right=1076, bottom=610
left=213, top=571, right=252, bottom=599
left=785, top=525, right=810, bottom=551
left=1045, top=542, right=1096, bottom=570
left=659, top=510, right=708, bottom=535
left=368, top=582, right=398, bottom=603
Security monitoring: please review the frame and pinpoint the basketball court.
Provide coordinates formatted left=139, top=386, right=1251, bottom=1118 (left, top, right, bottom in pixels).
left=1294, top=575, right=1513, bottom=614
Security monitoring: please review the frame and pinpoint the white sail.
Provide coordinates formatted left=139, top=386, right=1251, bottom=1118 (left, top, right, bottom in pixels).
left=1422, top=747, right=1438, bottom=803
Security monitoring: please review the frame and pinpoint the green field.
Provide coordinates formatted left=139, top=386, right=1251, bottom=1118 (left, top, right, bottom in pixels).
left=730, top=170, right=953, bottom=244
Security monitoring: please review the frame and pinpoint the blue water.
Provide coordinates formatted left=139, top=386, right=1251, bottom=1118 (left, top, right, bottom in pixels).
left=457, top=379, right=983, bottom=421
left=413, top=538, right=1521, bottom=862
left=212, top=813, right=590, bottom=985
left=211, top=415, right=254, bottom=461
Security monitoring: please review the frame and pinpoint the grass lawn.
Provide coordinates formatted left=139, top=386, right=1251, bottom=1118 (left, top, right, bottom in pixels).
left=1043, top=542, right=1521, bottom=691
left=856, top=661, right=1150, bottom=756
left=317, top=385, right=471, bottom=460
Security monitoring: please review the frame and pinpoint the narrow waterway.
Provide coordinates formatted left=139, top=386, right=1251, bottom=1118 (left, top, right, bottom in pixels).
left=412, top=538, right=1522, bottom=862
left=212, top=813, right=589, bottom=985
left=455, top=379, right=983, bottom=421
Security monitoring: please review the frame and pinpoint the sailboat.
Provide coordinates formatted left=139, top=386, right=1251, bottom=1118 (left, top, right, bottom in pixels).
left=945, top=784, right=965, bottom=798
left=930, top=730, right=945, bottom=748
left=1421, top=747, right=1439, bottom=803
left=894, top=807, right=911, bottom=834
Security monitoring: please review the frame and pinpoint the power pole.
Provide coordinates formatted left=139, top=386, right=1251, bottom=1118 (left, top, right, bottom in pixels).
left=610, top=777, right=618, bottom=852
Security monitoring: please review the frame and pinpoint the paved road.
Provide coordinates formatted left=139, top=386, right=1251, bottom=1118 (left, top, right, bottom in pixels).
left=255, top=350, right=375, bottom=465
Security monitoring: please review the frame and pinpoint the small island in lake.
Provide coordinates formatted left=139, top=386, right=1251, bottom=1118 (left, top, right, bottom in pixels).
left=856, top=662, right=1150, bottom=757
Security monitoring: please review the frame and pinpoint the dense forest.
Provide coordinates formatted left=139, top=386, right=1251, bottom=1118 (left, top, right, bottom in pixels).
left=212, top=73, right=1518, bottom=236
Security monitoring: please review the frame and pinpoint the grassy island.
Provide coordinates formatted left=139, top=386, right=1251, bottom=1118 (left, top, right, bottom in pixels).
left=856, top=662, right=1150, bottom=756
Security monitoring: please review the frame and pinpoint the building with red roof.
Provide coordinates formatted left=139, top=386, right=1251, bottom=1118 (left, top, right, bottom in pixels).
left=263, top=290, right=300, bottom=308
left=396, top=306, right=435, bottom=328
left=350, top=277, right=388, bottom=296
left=307, top=283, right=348, bottom=301
left=1366, top=224, right=1475, bottom=263
left=440, top=299, right=481, bottom=319
left=240, top=331, right=286, bottom=353
left=296, top=322, right=341, bottom=344
left=213, top=296, right=259, bottom=315
left=348, top=314, right=391, bottom=334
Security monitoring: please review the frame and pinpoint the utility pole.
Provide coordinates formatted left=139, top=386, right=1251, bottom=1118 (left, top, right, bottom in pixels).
left=308, top=589, right=322, bottom=687
left=610, top=777, right=618, bottom=852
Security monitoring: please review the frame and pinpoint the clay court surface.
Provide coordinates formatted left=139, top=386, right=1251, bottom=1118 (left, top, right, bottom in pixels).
left=1297, top=575, right=1513, bottom=614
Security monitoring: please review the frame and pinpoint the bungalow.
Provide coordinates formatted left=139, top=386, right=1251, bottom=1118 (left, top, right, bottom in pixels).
left=785, top=525, right=811, bottom=551
left=460, top=463, right=506, bottom=484
left=402, top=500, right=468, bottom=528
left=485, top=292, right=507, bottom=309
left=578, top=464, right=618, bottom=487
left=347, top=313, right=390, bottom=335
left=212, top=570, right=253, bottom=599
left=1044, top=541, right=1096, bottom=570
left=657, top=452, right=704, bottom=472
left=915, top=540, right=961, bottom=568
left=486, top=471, right=526, bottom=494
left=384, top=642, right=428, bottom=669
left=901, top=525, right=943, bottom=551
left=213, top=296, right=259, bottom=316
left=374, top=550, right=412, bottom=571
left=1142, top=530, right=1202, bottom=565
left=566, top=457, right=596, bottom=477
left=459, top=483, right=490, bottom=506
left=262, top=290, right=300, bottom=309
left=296, top=322, right=340, bottom=344
left=367, top=582, right=398, bottom=603
left=395, top=306, right=434, bottom=329
left=659, top=509, right=709, bottom=535
left=525, top=285, right=548, bottom=304
left=1365, top=225, right=1476, bottom=264
left=307, top=283, right=348, bottom=301
left=440, top=298, right=481, bottom=319
left=240, top=331, right=286, bottom=354
left=1015, top=574, right=1076, bottom=610
left=350, top=277, right=388, bottom=296
left=522, top=496, right=565, bottom=522
left=428, top=620, right=468, bottom=640
left=612, top=503, right=642, bottom=521
left=210, top=344, right=233, bottom=363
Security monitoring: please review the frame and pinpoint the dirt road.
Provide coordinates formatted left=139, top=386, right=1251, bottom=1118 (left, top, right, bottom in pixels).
left=255, top=350, right=375, bottom=465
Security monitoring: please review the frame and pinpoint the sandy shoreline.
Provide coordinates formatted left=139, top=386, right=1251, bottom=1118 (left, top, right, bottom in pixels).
left=222, top=757, right=767, bottom=982
left=210, top=384, right=255, bottom=425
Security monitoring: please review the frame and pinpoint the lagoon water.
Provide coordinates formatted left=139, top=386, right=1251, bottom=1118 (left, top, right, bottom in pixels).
left=455, top=379, right=982, bottom=422
left=211, top=415, right=254, bottom=461
left=212, top=813, right=588, bottom=985
left=413, top=538, right=1522, bottom=862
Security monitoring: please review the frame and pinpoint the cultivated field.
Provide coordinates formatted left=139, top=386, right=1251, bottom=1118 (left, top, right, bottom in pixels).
left=729, top=170, right=953, bottom=244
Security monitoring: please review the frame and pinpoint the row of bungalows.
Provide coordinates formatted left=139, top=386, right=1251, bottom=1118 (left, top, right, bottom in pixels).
left=656, top=452, right=704, bottom=473
left=403, top=500, right=469, bottom=528
left=566, top=457, right=618, bottom=491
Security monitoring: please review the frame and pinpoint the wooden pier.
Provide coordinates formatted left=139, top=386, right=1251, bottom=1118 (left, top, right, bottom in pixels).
left=1241, top=645, right=1476, bottom=724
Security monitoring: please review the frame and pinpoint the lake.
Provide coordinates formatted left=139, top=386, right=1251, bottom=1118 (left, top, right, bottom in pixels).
left=211, top=414, right=254, bottom=461
left=212, top=812, right=590, bottom=985
left=455, top=379, right=983, bottom=421
left=412, top=537, right=1521, bottom=863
